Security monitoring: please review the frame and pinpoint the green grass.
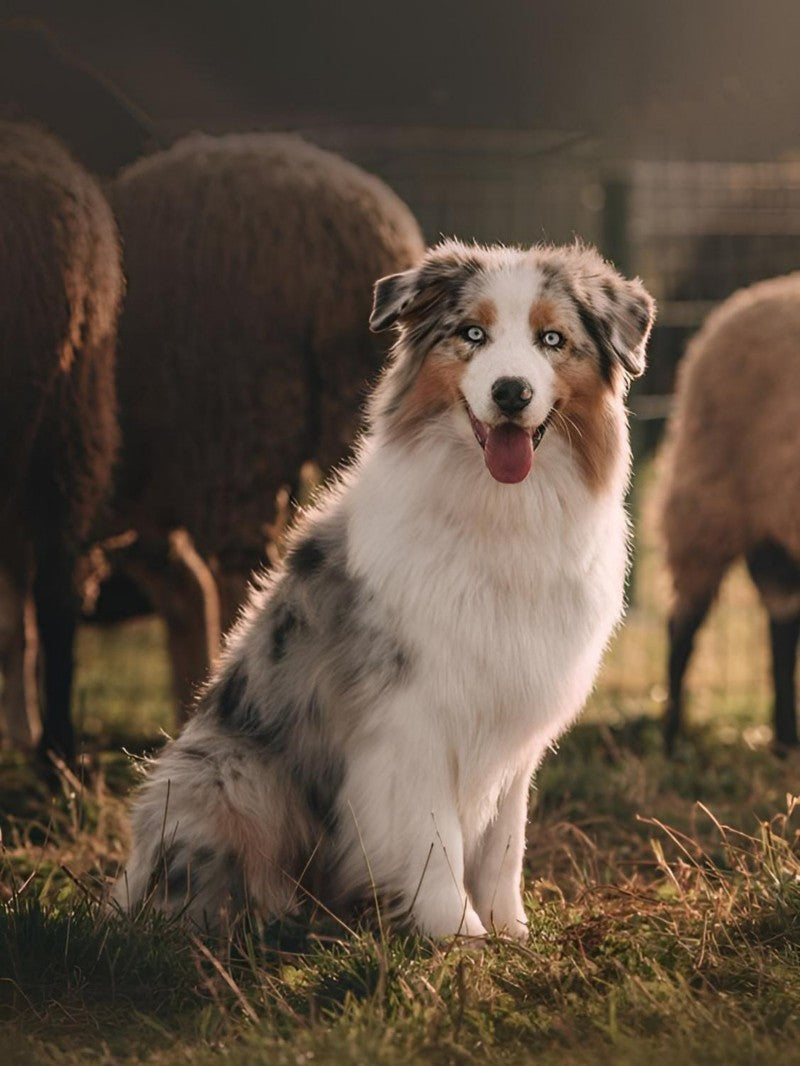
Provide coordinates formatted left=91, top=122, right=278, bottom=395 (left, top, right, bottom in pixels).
left=4, top=733, right=800, bottom=1065
left=2, top=464, right=799, bottom=1064
left=74, top=616, right=174, bottom=743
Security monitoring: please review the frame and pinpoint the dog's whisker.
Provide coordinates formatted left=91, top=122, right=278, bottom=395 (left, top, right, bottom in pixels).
left=555, top=408, right=584, bottom=445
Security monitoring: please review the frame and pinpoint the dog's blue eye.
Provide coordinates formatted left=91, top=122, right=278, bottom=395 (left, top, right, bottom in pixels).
left=541, top=330, right=564, bottom=349
left=460, top=325, right=486, bottom=344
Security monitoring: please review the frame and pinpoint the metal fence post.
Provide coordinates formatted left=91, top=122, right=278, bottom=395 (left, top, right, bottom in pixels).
left=602, top=174, right=631, bottom=275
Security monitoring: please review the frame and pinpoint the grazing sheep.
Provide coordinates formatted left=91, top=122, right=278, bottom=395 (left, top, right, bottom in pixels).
left=0, top=120, right=122, bottom=759
left=107, top=132, right=424, bottom=714
left=660, top=273, right=800, bottom=751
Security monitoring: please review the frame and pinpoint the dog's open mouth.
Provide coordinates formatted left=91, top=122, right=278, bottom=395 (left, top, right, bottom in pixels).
left=466, top=404, right=551, bottom=484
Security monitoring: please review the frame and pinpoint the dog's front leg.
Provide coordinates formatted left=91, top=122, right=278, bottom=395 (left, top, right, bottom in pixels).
left=404, top=801, right=488, bottom=939
left=466, top=764, right=533, bottom=939
left=339, top=729, right=487, bottom=939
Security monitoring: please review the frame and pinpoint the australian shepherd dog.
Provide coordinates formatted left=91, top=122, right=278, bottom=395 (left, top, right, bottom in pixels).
left=114, top=240, right=654, bottom=939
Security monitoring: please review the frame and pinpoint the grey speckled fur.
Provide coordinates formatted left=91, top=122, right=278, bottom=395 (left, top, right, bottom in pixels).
left=115, top=506, right=411, bottom=925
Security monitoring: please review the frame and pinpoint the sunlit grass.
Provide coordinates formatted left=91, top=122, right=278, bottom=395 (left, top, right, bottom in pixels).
left=73, top=616, right=173, bottom=743
left=3, top=748, right=800, bottom=1065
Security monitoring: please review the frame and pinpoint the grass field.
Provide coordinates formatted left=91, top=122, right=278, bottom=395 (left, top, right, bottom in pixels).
left=2, top=464, right=799, bottom=1065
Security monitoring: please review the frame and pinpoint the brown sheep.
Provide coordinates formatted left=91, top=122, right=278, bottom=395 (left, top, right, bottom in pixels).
left=660, top=273, right=800, bottom=751
left=106, top=132, right=424, bottom=714
left=0, top=120, right=122, bottom=760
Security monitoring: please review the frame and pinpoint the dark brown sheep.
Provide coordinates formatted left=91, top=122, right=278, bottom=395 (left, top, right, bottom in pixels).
left=107, top=132, right=425, bottom=713
left=660, top=273, right=800, bottom=751
left=0, top=120, right=123, bottom=760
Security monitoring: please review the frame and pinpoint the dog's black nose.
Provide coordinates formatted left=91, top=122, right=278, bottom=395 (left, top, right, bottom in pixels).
left=491, top=377, right=533, bottom=416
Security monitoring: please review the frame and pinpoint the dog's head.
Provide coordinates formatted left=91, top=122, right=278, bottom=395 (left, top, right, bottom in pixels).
left=369, top=240, right=655, bottom=488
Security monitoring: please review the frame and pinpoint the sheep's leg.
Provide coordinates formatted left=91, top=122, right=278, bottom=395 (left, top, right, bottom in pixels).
left=664, top=546, right=733, bottom=755
left=0, top=568, right=40, bottom=750
left=769, top=613, right=799, bottom=748
left=162, top=533, right=220, bottom=720
left=167, top=530, right=221, bottom=674
left=664, top=603, right=711, bottom=754
left=747, top=540, right=800, bottom=748
left=122, top=534, right=221, bottom=722
left=33, top=548, right=77, bottom=763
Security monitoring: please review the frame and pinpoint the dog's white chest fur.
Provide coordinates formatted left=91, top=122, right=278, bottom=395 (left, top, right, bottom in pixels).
left=346, top=426, right=628, bottom=840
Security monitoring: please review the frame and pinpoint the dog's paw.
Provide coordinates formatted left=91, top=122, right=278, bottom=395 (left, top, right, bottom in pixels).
left=483, top=895, right=529, bottom=941
left=498, top=916, right=529, bottom=942
left=415, top=900, right=488, bottom=940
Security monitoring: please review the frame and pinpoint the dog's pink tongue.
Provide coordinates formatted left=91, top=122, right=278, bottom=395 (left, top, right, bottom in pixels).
left=484, top=424, right=533, bottom=483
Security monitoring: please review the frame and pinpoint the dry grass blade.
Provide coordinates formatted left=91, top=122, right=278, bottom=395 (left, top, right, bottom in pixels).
left=187, top=931, right=259, bottom=1024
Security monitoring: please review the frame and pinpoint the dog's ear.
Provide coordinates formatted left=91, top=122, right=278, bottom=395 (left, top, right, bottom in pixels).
left=606, top=277, right=655, bottom=379
left=370, top=242, right=483, bottom=336
left=369, top=269, right=420, bottom=332
left=574, top=267, right=656, bottom=381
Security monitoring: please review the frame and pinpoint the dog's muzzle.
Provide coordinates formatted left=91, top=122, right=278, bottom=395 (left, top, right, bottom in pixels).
left=466, top=403, right=552, bottom=484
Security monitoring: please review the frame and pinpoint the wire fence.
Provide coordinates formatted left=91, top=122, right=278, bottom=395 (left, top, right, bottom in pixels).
left=627, top=158, right=800, bottom=394
left=300, top=124, right=607, bottom=249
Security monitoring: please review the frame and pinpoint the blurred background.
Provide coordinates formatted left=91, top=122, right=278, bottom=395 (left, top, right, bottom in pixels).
left=3, top=0, right=798, bottom=747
